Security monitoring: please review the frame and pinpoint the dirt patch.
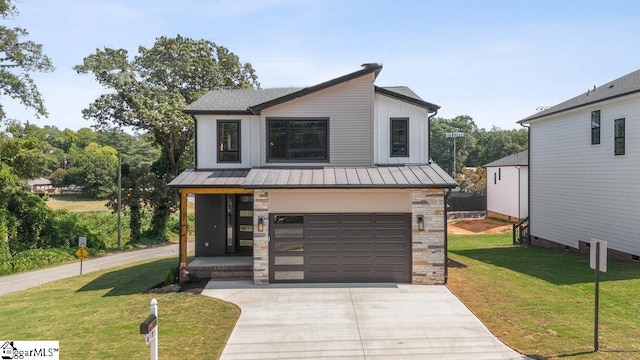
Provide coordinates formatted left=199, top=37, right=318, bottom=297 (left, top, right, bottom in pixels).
left=448, top=217, right=514, bottom=235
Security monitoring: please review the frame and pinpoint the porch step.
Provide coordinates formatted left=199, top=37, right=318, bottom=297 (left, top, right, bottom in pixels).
left=212, top=265, right=253, bottom=280
left=188, top=265, right=253, bottom=281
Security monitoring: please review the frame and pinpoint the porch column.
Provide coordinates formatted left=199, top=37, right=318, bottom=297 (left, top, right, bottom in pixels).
left=179, top=189, right=188, bottom=268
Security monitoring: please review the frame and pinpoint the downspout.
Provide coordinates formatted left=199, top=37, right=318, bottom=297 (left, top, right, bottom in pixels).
left=444, top=187, right=451, bottom=284
left=521, top=122, right=530, bottom=244
left=428, top=109, right=438, bottom=163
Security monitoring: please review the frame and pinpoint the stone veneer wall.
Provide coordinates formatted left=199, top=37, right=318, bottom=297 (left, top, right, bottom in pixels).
left=411, top=189, right=446, bottom=284
left=253, top=190, right=269, bottom=284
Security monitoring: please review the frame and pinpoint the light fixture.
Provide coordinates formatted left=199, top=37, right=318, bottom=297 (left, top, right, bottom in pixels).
left=258, top=217, right=264, bottom=232
left=417, top=215, right=425, bottom=231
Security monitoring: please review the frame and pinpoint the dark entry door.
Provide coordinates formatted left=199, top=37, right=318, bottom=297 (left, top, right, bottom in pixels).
left=235, top=194, right=254, bottom=254
left=270, top=213, right=411, bottom=283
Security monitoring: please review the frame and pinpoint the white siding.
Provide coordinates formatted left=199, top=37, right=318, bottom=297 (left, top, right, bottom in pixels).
left=261, top=73, right=374, bottom=166
left=529, top=93, right=640, bottom=255
left=195, top=114, right=260, bottom=169
left=374, top=94, right=430, bottom=165
left=486, top=166, right=522, bottom=219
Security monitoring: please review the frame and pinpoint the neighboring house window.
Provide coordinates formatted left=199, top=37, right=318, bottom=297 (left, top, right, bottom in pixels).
left=390, top=118, right=409, bottom=157
left=614, top=118, right=625, bottom=155
left=218, top=120, right=240, bottom=162
left=591, top=110, right=600, bottom=145
left=498, top=168, right=501, bottom=181
left=494, top=172, right=497, bottom=184
left=267, top=118, right=328, bottom=162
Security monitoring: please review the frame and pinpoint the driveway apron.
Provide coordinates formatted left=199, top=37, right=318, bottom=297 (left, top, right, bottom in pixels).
left=202, top=282, right=529, bottom=360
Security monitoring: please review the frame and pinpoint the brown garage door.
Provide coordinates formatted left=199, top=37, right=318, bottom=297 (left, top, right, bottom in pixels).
left=269, top=213, right=412, bottom=283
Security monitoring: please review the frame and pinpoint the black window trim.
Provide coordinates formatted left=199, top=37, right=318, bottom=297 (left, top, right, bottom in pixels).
left=217, top=119, right=241, bottom=163
left=390, top=117, right=409, bottom=157
left=614, top=117, right=625, bottom=156
left=591, top=110, right=601, bottom=145
left=266, top=117, right=330, bottom=163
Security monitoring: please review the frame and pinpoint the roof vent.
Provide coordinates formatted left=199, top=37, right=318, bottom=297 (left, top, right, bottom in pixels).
left=609, top=84, right=614, bottom=88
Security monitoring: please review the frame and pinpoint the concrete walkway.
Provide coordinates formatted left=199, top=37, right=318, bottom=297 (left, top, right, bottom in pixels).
left=0, top=242, right=194, bottom=296
left=203, top=282, right=529, bottom=360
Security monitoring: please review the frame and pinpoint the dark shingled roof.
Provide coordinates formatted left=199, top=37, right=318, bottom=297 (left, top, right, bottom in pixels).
left=184, top=64, right=439, bottom=114
left=484, top=150, right=528, bottom=167
left=168, top=165, right=457, bottom=189
left=519, top=69, right=640, bottom=123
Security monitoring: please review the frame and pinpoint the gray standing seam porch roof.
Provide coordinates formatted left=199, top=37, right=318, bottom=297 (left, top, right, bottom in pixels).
left=168, top=165, right=457, bottom=189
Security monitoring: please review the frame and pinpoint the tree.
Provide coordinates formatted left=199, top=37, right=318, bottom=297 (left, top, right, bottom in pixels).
left=430, top=115, right=478, bottom=176
left=456, top=167, right=486, bottom=196
left=465, top=126, right=528, bottom=167
left=75, top=35, right=259, bottom=239
left=67, top=143, right=118, bottom=198
left=0, top=0, right=54, bottom=120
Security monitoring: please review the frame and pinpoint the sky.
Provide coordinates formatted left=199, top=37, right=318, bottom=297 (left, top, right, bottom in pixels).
left=3, top=0, right=640, bottom=132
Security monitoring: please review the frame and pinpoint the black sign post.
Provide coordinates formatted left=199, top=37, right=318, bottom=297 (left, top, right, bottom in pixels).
left=590, top=239, right=607, bottom=352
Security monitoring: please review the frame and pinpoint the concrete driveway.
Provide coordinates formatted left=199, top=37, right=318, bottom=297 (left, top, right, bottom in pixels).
left=202, top=282, right=529, bottom=359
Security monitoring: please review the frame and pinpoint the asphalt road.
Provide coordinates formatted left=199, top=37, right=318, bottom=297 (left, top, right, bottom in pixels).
left=0, top=242, right=194, bottom=296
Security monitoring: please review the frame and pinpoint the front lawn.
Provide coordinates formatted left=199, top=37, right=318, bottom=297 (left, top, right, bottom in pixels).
left=447, top=233, right=640, bottom=359
left=0, top=257, right=239, bottom=359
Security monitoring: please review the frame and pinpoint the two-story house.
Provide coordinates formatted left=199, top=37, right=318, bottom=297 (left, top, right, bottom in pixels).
left=519, top=68, right=640, bottom=260
left=169, top=64, right=457, bottom=284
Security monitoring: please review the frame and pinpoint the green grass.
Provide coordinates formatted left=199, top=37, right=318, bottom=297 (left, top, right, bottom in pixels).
left=0, top=257, right=239, bottom=359
left=447, top=233, right=640, bottom=359
left=46, top=193, right=109, bottom=212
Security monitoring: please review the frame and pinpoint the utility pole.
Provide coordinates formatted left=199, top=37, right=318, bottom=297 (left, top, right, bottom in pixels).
left=445, top=129, right=464, bottom=177
left=117, top=151, right=122, bottom=250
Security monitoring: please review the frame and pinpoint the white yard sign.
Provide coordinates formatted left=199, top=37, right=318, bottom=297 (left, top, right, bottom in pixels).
left=78, top=237, right=87, bottom=248
left=590, top=239, right=607, bottom=272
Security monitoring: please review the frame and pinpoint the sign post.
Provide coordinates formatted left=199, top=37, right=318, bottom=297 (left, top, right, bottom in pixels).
left=140, top=298, right=158, bottom=360
left=75, top=237, right=89, bottom=274
left=590, top=238, right=607, bottom=352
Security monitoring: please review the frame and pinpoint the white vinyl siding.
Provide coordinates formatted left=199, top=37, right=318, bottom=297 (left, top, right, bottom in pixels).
left=195, top=114, right=260, bottom=169
left=260, top=73, right=375, bottom=166
left=528, top=93, right=640, bottom=255
left=486, top=166, right=527, bottom=219
left=374, top=93, right=429, bottom=165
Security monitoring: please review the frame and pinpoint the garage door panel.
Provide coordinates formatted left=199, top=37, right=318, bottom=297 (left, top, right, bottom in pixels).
left=271, top=213, right=411, bottom=283
left=307, top=241, right=339, bottom=251
left=375, top=214, right=408, bottom=223
left=375, top=241, right=408, bottom=251
left=308, top=228, right=338, bottom=237
left=307, top=214, right=339, bottom=224
left=307, top=256, right=339, bottom=265
left=342, top=242, right=372, bottom=251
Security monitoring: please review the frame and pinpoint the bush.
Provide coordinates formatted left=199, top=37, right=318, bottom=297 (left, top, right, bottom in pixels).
left=6, top=248, right=75, bottom=274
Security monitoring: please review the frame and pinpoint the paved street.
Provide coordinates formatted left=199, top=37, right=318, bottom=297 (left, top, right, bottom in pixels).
left=0, top=242, right=194, bottom=296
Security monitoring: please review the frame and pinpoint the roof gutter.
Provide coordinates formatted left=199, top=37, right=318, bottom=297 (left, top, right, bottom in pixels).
left=428, top=108, right=438, bottom=163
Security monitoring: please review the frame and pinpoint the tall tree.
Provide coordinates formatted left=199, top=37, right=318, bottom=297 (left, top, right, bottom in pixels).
left=75, top=35, right=259, bottom=239
left=0, top=0, right=54, bottom=119
left=430, top=115, right=478, bottom=176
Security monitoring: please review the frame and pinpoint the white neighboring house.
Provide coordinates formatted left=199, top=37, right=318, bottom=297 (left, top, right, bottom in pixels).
left=519, top=68, right=640, bottom=260
left=484, top=150, right=528, bottom=221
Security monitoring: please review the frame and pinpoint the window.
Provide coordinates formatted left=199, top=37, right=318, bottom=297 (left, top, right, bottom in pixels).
left=217, top=120, right=240, bottom=162
left=390, top=118, right=409, bottom=157
left=267, top=118, right=328, bottom=162
left=614, top=118, right=625, bottom=155
left=591, top=110, right=601, bottom=145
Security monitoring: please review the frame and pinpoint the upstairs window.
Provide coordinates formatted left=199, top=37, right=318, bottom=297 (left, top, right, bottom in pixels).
left=591, top=110, right=600, bottom=145
left=218, top=120, right=240, bottom=162
left=614, top=118, right=625, bottom=155
left=390, top=118, right=409, bottom=157
left=267, top=118, right=328, bottom=162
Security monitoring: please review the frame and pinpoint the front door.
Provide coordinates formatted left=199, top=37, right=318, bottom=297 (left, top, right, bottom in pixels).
left=225, top=194, right=254, bottom=254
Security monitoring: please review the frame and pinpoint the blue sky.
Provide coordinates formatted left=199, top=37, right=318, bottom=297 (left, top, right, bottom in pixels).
left=3, top=0, right=640, bottom=131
